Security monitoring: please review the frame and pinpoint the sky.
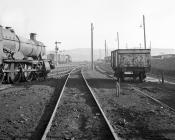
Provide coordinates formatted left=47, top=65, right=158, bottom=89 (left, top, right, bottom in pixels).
left=0, top=0, right=175, bottom=52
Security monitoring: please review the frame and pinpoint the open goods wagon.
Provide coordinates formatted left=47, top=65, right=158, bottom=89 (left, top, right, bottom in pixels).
left=111, top=49, right=151, bottom=81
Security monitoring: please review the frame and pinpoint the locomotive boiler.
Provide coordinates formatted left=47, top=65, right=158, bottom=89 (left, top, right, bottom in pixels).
left=0, top=26, right=54, bottom=83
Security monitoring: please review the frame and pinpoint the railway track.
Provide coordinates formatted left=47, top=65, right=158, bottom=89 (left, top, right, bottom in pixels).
left=147, top=73, right=175, bottom=84
left=95, top=65, right=175, bottom=113
left=0, top=84, right=13, bottom=92
left=39, top=69, right=118, bottom=140
left=0, top=66, right=82, bottom=139
left=48, top=69, right=71, bottom=78
left=0, top=66, right=78, bottom=92
left=28, top=67, right=80, bottom=140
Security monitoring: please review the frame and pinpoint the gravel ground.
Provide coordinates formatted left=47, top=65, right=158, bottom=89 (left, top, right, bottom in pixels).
left=0, top=78, right=60, bottom=139
left=96, top=62, right=113, bottom=74
left=134, top=82, right=175, bottom=110
left=84, top=69, right=175, bottom=140
left=48, top=71, right=114, bottom=140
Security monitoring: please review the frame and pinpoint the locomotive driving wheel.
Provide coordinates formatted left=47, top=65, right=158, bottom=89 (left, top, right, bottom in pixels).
left=24, top=64, right=33, bottom=82
left=0, top=65, right=5, bottom=83
left=8, top=63, right=21, bottom=84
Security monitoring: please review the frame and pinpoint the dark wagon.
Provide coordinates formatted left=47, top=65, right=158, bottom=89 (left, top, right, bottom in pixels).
left=111, top=49, right=151, bottom=82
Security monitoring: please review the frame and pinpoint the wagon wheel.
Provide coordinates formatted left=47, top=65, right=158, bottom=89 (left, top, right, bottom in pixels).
left=41, top=71, right=47, bottom=80
left=8, top=63, right=21, bottom=84
left=24, top=64, right=34, bottom=82
left=139, top=72, right=144, bottom=82
left=37, top=72, right=45, bottom=81
left=0, top=69, right=5, bottom=83
left=1, top=64, right=9, bottom=84
left=32, top=71, right=39, bottom=81
left=36, top=62, right=46, bottom=81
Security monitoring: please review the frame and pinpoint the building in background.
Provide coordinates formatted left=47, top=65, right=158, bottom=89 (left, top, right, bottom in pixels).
left=47, top=52, right=72, bottom=65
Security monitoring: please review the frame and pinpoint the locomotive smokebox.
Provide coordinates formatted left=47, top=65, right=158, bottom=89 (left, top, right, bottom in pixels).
left=30, top=33, right=37, bottom=40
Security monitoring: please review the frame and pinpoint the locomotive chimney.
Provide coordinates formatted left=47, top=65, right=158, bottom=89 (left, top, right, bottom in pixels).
left=5, top=27, right=11, bottom=29
left=5, top=27, right=15, bottom=33
left=30, top=33, right=37, bottom=40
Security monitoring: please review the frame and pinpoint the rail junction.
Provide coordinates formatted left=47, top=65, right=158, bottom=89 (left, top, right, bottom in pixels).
left=96, top=64, right=175, bottom=113
left=1, top=63, right=175, bottom=140
left=41, top=69, right=118, bottom=140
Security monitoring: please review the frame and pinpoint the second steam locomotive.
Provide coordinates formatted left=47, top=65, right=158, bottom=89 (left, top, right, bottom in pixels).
left=0, top=26, right=54, bottom=84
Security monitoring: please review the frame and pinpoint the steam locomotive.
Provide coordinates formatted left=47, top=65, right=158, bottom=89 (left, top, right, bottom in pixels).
left=0, top=26, right=54, bottom=84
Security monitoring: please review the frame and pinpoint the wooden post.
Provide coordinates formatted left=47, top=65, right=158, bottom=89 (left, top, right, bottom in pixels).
left=105, top=40, right=107, bottom=58
left=143, top=15, right=147, bottom=49
left=114, top=78, right=120, bottom=97
left=117, top=32, right=119, bottom=49
left=91, top=23, right=94, bottom=70
left=55, top=41, right=61, bottom=66
left=161, top=72, right=164, bottom=84
left=55, top=41, right=58, bottom=66
left=139, top=43, right=141, bottom=49
left=126, top=42, right=128, bottom=49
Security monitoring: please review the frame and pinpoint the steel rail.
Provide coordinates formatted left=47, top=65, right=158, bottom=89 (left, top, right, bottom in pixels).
left=41, top=68, right=77, bottom=140
left=96, top=65, right=175, bottom=113
left=0, top=71, right=70, bottom=91
left=130, top=86, right=175, bottom=112
left=0, top=67, right=79, bottom=91
left=0, top=84, right=13, bottom=91
left=95, top=66, right=114, bottom=78
left=147, top=73, right=175, bottom=85
left=81, top=70, right=120, bottom=140
left=97, top=65, right=175, bottom=85
left=48, top=65, right=82, bottom=78
left=49, top=65, right=84, bottom=76
left=41, top=66, right=82, bottom=140
left=48, top=69, right=71, bottom=77
left=148, top=73, right=175, bottom=81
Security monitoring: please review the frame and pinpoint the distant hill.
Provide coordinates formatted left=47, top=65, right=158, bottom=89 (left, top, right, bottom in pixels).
left=64, top=48, right=107, bottom=62
left=48, top=48, right=175, bottom=62
left=151, top=56, right=175, bottom=77
left=151, top=48, right=175, bottom=56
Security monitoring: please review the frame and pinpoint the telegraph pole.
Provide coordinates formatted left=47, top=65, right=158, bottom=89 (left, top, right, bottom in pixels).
left=139, top=43, right=141, bottom=49
left=126, top=42, right=128, bottom=49
left=55, top=41, right=61, bottom=66
left=91, top=23, right=94, bottom=70
left=143, top=15, right=147, bottom=49
left=105, top=40, right=107, bottom=57
left=117, top=32, right=119, bottom=49
left=99, top=49, right=102, bottom=59
left=55, top=41, right=58, bottom=66
left=107, top=45, right=108, bottom=56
